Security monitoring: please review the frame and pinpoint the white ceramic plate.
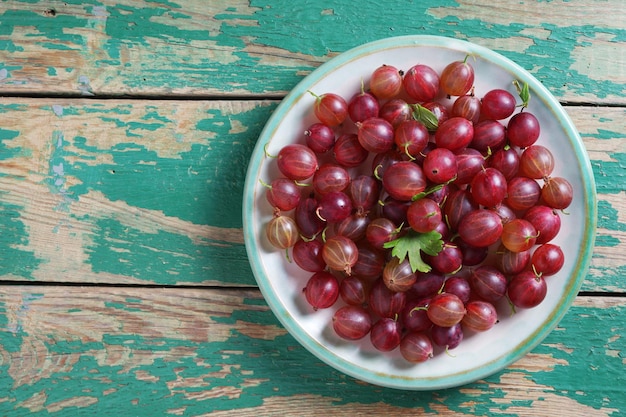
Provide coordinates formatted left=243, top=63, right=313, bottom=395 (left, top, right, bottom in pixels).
left=243, top=35, right=596, bottom=390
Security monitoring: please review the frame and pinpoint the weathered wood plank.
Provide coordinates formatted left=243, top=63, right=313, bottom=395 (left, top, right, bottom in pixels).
left=0, top=286, right=623, bottom=415
left=0, top=98, right=275, bottom=286
left=0, top=98, right=624, bottom=289
left=0, top=0, right=624, bottom=103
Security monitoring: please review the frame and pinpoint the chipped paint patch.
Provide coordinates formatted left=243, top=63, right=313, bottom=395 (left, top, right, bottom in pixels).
left=571, top=33, right=626, bottom=84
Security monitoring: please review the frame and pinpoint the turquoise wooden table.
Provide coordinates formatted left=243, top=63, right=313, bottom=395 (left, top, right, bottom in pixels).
left=1, top=1, right=624, bottom=415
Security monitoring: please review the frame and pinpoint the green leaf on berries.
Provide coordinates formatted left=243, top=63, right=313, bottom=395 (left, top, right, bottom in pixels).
left=513, top=80, right=531, bottom=108
left=383, top=230, right=444, bottom=273
left=411, top=103, right=439, bottom=131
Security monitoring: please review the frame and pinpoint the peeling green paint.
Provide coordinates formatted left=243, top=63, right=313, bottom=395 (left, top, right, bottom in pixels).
left=1, top=9, right=87, bottom=47
left=592, top=153, right=626, bottom=194
left=2, top=0, right=623, bottom=100
left=104, top=301, right=143, bottom=312
left=35, top=42, right=78, bottom=51
left=0, top=128, right=21, bottom=162
left=85, top=217, right=251, bottom=285
left=528, top=302, right=626, bottom=412
left=41, top=102, right=275, bottom=229
left=0, top=202, right=42, bottom=280
left=0, top=297, right=622, bottom=415
left=598, top=200, right=626, bottom=232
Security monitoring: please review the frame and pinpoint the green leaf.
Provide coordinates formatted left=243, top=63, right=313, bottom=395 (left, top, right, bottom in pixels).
left=411, top=103, right=439, bottom=131
left=513, top=80, right=531, bottom=108
left=383, top=230, right=444, bottom=273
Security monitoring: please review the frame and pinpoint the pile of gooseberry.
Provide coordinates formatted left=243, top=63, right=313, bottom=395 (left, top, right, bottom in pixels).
left=262, top=56, right=572, bottom=364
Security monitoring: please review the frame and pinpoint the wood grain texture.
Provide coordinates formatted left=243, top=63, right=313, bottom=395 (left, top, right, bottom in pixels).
left=0, top=286, right=624, bottom=416
left=0, top=98, right=275, bottom=286
left=0, top=0, right=624, bottom=103
left=0, top=99, right=624, bottom=289
left=0, top=0, right=624, bottom=415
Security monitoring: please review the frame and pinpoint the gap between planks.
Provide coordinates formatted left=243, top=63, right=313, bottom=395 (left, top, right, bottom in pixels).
left=1, top=92, right=625, bottom=108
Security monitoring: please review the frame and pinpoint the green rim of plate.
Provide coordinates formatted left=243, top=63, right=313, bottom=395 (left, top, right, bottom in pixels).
left=243, top=35, right=597, bottom=390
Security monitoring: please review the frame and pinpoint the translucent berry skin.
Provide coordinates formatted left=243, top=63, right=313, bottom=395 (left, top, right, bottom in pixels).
left=394, top=119, right=429, bottom=158
left=312, top=92, right=348, bottom=127
left=370, top=317, right=402, bottom=352
left=542, top=177, right=574, bottom=210
left=369, top=278, right=406, bottom=318
left=332, top=305, right=372, bottom=340
left=519, top=145, right=555, bottom=179
left=423, top=147, right=458, bottom=184
left=501, top=219, right=538, bottom=253
left=348, top=91, right=380, bottom=123
left=349, top=175, right=380, bottom=214
left=379, top=98, right=412, bottom=128
left=507, top=112, right=540, bottom=148
left=334, top=214, right=370, bottom=241
left=431, top=323, right=464, bottom=349
left=352, top=243, right=385, bottom=279
left=317, top=191, right=353, bottom=223
left=452, top=94, right=481, bottom=124
left=366, top=217, right=398, bottom=250
left=470, top=265, right=508, bottom=303
left=506, top=176, right=541, bottom=211
left=339, top=275, right=369, bottom=306
left=370, top=64, right=404, bottom=99
left=497, top=246, right=531, bottom=275
left=471, top=120, right=506, bottom=154
left=322, top=235, right=359, bottom=275
left=265, top=178, right=301, bottom=211
left=423, top=101, right=450, bottom=126
left=383, top=257, right=417, bottom=292
left=508, top=270, right=547, bottom=309
left=523, top=205, right=561, bottom=244
left=277, top=144, right=319, bottom=181
left=266, top=215, right=300, bottom=250
left=357, top=117, right=395, bottom=154
left=407, top=198, right=442, bottom=233
left=481, top=89, right=516, bottom=120
left=403, top=64, right=440, bottom=102
left=427, top=242, right=463, bottom=275
left=305, top=123, right=335, bottom=154
left=312, top=164, right=351, bottom=195
left=435, top=117, right=474, bottom=152
left=333, top=133, right=369, bottom=168
left=462, top=300, right=498, bottom=332
left=292, top=239, right=325, bottom=272
left=295, top=195, right=325, bottom=239
left=454, top=148, right=485, bottom=185
left=401, top=298, right=433, bottom=333
left=470, top=167, right=508, bottom=208
left=531, top=243, right=565, bottom=276
left=443, top=275, right=472, bottom=304
left=444, top=188, right=478, bottom=232
left=400, top=332, right=434, bottom=363
left=304, top=271, right=339, bottom=310
left=489, top=147, right=520, bottom=181
left=440, top=60, right=474, bottom=97
left=408, top=272, right=446, bottom=300
left=426, top=292, right=466, bottom=327
left=382, top=161, right=427, bottom=201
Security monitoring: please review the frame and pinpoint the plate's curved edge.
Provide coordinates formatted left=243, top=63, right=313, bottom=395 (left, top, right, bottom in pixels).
left=242, top=35, right=598, bottom=391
